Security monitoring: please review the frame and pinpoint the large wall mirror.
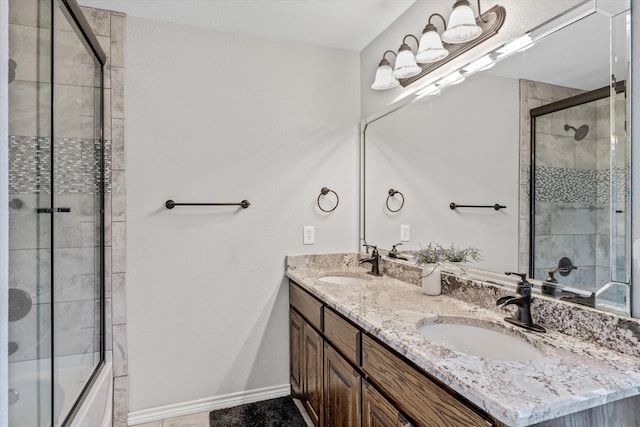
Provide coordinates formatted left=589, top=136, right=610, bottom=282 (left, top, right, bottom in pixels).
left=361, top=0, right=633, bottom=316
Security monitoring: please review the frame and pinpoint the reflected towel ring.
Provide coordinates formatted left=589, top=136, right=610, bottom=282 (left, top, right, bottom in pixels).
left=317, top=187, right=339, bottom=213
left=386, top=189, right=404, bottom=212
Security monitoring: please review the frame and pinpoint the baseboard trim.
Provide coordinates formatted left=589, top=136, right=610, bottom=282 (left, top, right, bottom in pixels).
left=127, top=383, right=291, bottom=425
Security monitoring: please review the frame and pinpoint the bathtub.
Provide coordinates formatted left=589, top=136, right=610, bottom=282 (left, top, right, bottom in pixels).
left=8, top=352, right=112, bottom=427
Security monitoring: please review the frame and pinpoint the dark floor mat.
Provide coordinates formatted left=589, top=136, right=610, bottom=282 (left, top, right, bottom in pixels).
left=210, top=396, right=307, bottom=427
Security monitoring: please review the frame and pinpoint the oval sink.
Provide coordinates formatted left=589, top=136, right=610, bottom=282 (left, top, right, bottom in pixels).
left=416, top=318, right=544, bottom=361
left=318, top=274, right=371, bottom=285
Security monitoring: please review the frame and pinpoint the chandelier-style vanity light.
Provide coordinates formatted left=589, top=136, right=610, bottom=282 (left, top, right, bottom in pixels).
left=415, top=14, right=449, bottom=63
left=371, top=50, right=400, bottom=90
left=441, top=0, right=486, bottom=44
left=371, top=0, right=506, bottom=91
left=391, top=35, right=422, bottom=79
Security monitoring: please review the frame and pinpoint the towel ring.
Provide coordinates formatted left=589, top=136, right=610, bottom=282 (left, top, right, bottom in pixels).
left=317, top=187, right=339, bottom=213
left=386, top=189, right=404, bottom=212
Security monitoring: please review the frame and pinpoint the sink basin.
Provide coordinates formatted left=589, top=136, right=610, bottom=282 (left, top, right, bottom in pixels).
left=318, top=274, right=371, bottom=285
left=416, top=318, right=544, bottom=361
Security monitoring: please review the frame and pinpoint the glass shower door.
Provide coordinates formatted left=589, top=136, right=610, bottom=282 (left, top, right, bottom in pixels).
left=51, top=1, right=104, bottom=424
left=8, top=0, right=54, bottom=425
left=8, top=0, right=105, bottom=425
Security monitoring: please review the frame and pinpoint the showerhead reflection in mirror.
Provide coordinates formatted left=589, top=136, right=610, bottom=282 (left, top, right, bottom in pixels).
left=564, top=123, right=589, bottom=141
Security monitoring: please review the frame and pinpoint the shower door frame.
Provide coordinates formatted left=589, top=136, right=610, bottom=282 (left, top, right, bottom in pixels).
left=51, top=1, right=107, bottom=425
left=529, top=80, right=628, bottom=309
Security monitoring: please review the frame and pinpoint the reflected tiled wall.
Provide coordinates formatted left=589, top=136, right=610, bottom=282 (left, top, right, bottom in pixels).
left=532, top=97, right=601, bottom=291
left=520, top=81, right=628, bottom=298
left=518, top=80, right=585, bottom=277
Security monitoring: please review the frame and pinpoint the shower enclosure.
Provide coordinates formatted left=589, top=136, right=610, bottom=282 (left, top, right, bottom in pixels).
left=530, top=83, right=630, bottom=312
left=8, top=0, right=106, bottom=425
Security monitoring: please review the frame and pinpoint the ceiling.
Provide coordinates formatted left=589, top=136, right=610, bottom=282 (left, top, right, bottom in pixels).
left=77, top=0, right=416, bottom=52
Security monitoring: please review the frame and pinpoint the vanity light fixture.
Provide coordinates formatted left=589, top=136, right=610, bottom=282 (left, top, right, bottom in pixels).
left=371, top=50, right=400, bottom=90
left=441, top=0, right=486, bottom=44
left=371, top=1, right=506, bottom=90
left=391, top=35, right=422, bottom=79
left=415, top=14, right=449, bottom=64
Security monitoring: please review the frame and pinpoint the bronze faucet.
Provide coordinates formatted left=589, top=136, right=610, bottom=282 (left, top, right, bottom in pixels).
left=360, top=244, right=382, bottom=276
left=497, top=272, right=546, bottom=333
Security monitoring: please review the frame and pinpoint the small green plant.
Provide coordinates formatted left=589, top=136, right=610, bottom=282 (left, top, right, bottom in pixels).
left=415, top=242, right=481, bottom=265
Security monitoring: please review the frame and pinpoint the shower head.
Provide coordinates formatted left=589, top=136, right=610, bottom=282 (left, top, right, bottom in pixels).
left=564, top=123, right=589, bottom=141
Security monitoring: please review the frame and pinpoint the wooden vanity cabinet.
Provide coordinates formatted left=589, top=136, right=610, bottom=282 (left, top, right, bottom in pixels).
left=304, top=322, right=324, bottom=426
left=289, top=283, right=324, bottom=426
left=362, top=380, right=412, bottom=427
left=289, top=308, right=303, bottom=397
left=289, top=307, right=323, bottom=424
left=289, top=280, right=490, bottom=427
left=362, top=334, right=492, bottom=427
left=324, top=342, right=361, bottom=426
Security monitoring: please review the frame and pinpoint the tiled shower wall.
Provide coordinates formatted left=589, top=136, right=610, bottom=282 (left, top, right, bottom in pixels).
left=7, top=2, right=127, bottom=424
left=520, top=80, right=628, bottom=295
left=532, top=97, right=603, bottom=290
left=518, top=80, right=585, bottom=277
left=80, top=7, right=129, bottom=425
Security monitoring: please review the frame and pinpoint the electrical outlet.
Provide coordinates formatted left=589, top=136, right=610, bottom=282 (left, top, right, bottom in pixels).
left=400, top=224, right=410, bottom=242
left=303, top=226, right=315, bottom=245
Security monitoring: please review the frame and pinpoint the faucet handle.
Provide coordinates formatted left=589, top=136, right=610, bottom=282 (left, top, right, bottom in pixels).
left=389, top=243, right=402, bottom=255
left=505, top=272, right=527, bottom=282
left=505, top=272, right=531, bottom=296
left=363, top=243, right=379, bottom=257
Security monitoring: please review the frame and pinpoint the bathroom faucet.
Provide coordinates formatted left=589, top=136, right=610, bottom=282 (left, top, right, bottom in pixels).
left=388, top=243, right=408, bottom=261
left=496, top=272, right=546, bottom=333
left=360, top=244, right=382, bottom=276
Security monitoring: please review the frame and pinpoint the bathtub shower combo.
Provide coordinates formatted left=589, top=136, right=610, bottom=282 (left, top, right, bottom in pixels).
left=8, top=1, right=110, bottom=425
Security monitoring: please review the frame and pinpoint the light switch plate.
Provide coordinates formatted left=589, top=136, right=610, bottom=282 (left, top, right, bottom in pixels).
left=400, top=224, right=410, bottom=242
left=303, top=226, right=315, bottom=245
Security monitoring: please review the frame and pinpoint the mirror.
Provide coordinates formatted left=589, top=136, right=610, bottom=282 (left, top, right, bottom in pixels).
left=361, top=2, right=632, bottom=316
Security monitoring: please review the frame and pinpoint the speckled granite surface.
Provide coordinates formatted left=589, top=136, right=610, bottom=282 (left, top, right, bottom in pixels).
left=442, top=274, right=640, bottom=358
left=285, top=253, right=640, bottom=427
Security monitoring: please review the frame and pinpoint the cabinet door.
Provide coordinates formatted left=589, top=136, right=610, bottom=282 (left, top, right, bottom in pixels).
left=363, top=380, right=411, bottom=427
left=304, top=323, right=323, bottom=426
left=324, top=343, right=361, bottom=427
left=290, top=308, right=303, bottom=398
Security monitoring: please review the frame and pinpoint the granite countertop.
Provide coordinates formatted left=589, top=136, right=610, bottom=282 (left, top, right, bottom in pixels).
left=285, top=254, right=640, bottom=427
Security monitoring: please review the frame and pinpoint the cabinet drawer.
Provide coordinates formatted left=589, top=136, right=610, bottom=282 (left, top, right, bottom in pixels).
left=289, top=281, right=323, bottom=331
left=324, top=308, right=360, bottom=366
left=362, top=334, right=492, bottom=427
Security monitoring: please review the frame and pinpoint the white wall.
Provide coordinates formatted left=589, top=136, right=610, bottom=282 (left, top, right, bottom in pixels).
left=125, top=17, right=360, bottom=414
left=364, top=74, right=519, bottom=272
left=360, top=0, right=587, bottom=118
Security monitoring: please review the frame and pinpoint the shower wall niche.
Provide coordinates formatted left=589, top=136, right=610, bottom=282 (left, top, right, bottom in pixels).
left=8, top=0, right=108, bottom=425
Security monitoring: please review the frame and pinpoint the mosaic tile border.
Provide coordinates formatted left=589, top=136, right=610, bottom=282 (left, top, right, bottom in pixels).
left=9, top=135, right=112, bottom=194
left=534, top=166, right=628, bottom=204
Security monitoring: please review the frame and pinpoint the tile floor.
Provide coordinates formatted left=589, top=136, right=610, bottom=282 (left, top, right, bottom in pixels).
left=131, top=398, right=314, bottom=427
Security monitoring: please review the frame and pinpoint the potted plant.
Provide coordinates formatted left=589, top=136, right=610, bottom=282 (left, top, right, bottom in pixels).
left=415, top=243, right=481, bottom=295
